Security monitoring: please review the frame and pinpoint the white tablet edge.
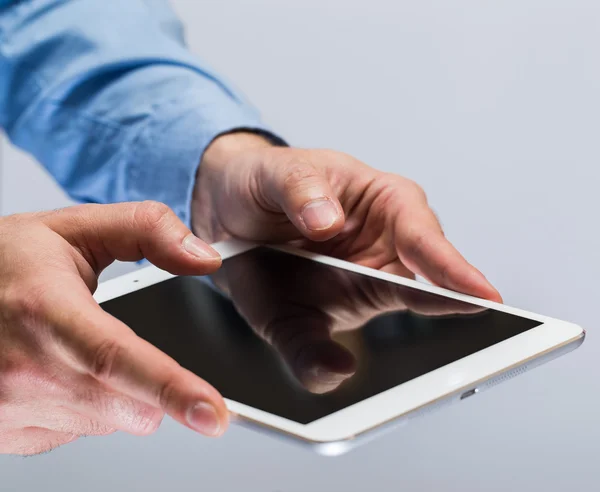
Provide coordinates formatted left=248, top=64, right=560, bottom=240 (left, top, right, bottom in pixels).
left=94, top=239, right=585, bottom=445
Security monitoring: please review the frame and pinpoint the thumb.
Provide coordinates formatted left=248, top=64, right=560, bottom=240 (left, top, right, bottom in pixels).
left=263, top=156, right=345, bottom=241
left=42, top=201, right=221, bottom=275
left=45, top=288, right=229, bottom=437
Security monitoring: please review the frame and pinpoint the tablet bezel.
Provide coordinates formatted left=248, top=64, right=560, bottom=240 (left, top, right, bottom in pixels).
left=94, top=239, right=584, bottom=444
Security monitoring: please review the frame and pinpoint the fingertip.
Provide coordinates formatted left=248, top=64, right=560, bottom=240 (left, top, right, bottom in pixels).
left=186, top=401, right=229, bottom=438
left=218, top=411, right=230, bottom=435
left=464, top=270, right=503, bottom=303
left=299, top=198, right=345, bottom=241
left=200, top=255, right=223, bottom=273
left=488, top=288, right=504, bottom=304
left=178, top=235, right=223, bottom=276
left=127, top=406, right=165, bottom=436
left=182, top=234, right=221, bottom=261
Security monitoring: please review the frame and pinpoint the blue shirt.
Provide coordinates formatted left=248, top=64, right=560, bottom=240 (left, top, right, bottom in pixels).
left=0, top=0, right=281, bottom=226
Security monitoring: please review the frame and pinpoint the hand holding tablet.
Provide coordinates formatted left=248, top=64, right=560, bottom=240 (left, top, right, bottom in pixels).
left=0, top=132, right=586, bottom=457
left=97, top=240, right=584, bottom=455
left=0, top=194, right=586, bottom=457
left=0, top=202, right=229, bottom=456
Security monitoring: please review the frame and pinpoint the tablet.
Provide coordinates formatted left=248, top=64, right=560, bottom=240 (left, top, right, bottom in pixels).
left=94, top=240, right=585, bottom=456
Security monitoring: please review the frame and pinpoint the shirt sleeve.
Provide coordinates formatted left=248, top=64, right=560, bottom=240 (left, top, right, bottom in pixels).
left=0, top=0, right=284, bottom=226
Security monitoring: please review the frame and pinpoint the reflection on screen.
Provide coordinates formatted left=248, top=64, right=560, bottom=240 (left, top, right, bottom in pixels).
left=101, top=247, right=540, bottom=424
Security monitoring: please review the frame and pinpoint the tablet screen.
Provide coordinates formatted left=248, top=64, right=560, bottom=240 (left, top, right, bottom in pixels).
left=100, top=247, right=540, bottom=424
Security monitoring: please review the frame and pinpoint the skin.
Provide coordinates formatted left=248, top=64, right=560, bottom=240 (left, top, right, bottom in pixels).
left=0, top=202, right=227, bottom=455
left=0, top=133, right=501, bottom=455
left=194, top=133, right=501, bottom=302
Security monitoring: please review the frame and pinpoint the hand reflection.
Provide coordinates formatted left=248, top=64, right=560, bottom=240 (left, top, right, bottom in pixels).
left=212, top=248, right=485, bottom=395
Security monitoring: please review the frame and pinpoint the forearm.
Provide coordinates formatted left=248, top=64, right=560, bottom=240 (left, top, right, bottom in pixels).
left=0, top=0, right=281, bottom=226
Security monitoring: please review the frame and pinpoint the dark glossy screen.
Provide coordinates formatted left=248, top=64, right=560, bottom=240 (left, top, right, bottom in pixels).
left=101, top=247, right=540, bottom=424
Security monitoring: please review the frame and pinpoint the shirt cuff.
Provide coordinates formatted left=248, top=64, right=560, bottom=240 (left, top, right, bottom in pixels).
left=124, top=89, right=283, bottom=229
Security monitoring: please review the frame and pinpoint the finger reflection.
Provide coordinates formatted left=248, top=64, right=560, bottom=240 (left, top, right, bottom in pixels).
left=212, top=247, right=487, bottom=394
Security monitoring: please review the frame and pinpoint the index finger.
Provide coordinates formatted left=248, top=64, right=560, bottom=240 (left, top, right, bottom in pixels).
left=394, top=207, right=502, bottom=303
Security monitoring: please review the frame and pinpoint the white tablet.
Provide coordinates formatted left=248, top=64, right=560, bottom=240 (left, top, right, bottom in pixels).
left=94, top=239, right=584, bottom=456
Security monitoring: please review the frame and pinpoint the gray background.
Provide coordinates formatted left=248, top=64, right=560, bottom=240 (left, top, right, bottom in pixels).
left=1, top=0, right=598, bottom=490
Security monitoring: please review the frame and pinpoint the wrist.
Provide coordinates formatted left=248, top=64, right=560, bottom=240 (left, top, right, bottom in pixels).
left=192, top=132, right=275, bottom=241
left=201, top=131, right=275, bottom=171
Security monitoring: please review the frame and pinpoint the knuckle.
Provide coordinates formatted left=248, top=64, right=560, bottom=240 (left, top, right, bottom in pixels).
left=78, top=387, right=161, bottom=435
left=405, top=229, right=431, bottom=261
left=70, top=417, right=115, bottom=437
left=156, top=373, right=180, bottom=412
left=89, top=338, right=121, bottom=381
left=280, top=160, right=320, bottom=193
left=382, top=173, right=427, bottom=201
left=2, top=281, right=51, bottom=323
left=132, top=406, right=164, bottom=436
left=403, top=177, right=427, bottom=201
left=134, top=201, right=174, bottom=234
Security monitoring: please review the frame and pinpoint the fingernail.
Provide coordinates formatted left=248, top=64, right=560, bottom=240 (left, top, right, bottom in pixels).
left=301, top=199, right=339, bottom=231
left=183, top=234, right=220, bottom=260
left=187, top=402, right=221, bottom=436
